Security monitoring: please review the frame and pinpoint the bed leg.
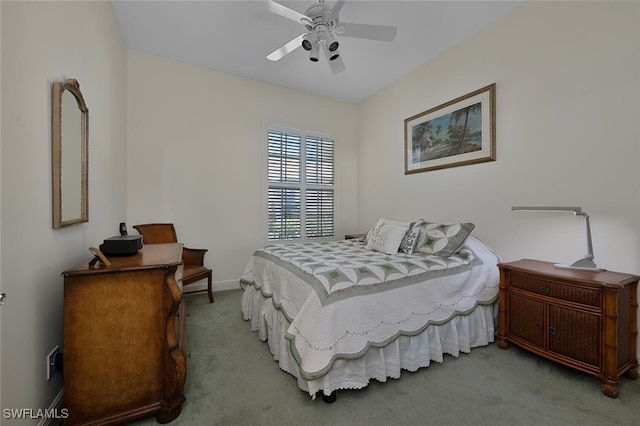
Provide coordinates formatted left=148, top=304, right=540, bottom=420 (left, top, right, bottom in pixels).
left=322, top=391, right=337, bottom=404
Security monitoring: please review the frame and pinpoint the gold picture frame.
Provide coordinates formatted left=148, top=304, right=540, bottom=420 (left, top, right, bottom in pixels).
left=89, top=247, right=111, bottom=267
left=52, top=79, right=89, bottom=228
left=404, top=83, right=495, bottom=174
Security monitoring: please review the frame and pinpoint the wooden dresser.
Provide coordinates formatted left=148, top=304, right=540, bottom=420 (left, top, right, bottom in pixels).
left=497, top=259, right=638, bottom=398
left=62, top=243, right=187, bottom=424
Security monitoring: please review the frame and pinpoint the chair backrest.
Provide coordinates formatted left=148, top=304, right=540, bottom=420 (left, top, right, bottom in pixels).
left=133, top=223, right=178, bottom=244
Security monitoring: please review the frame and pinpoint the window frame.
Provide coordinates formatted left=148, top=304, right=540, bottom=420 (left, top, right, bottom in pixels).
left=263, top=125, right=337, bottom=244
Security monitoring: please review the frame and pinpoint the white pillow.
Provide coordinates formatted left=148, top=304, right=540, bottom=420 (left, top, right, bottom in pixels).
left=365, top=218, right=410, bottom=255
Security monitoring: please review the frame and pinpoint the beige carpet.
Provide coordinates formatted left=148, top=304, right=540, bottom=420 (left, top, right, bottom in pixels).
left=127, top=289, right=639, bottom=426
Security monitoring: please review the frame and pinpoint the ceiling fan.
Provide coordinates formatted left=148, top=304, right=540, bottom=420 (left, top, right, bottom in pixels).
left=251, top=0, right=397, bottom=73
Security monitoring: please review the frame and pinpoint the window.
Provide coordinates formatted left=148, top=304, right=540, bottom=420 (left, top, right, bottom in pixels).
left=267, top=128, right=335, bottom=242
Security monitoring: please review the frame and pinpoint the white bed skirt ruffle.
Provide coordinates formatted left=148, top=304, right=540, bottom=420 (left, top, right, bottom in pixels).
left=241, top=285, right=498, bottom=398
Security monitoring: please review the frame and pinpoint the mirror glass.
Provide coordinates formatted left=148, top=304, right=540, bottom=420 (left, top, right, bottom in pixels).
left=52, top=79, right=88, bottom=228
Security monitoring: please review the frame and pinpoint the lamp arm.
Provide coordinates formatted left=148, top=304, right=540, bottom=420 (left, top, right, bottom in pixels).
left=574, top=211, right=594, bottom=260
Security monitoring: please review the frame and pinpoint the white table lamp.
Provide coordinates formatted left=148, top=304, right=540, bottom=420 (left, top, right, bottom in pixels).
left=511, top=206, right=600, bottom=272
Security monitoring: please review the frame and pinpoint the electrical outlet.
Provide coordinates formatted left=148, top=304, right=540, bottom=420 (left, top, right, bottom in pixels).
left=47, top=346, right=60, bottom=381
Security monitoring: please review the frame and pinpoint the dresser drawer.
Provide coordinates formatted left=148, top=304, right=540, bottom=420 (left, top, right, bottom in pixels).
left=510, top=273, right=601, bottom=307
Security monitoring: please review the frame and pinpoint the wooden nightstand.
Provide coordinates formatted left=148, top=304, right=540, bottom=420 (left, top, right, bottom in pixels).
left=497, top=259, right=638, bottom=398
left=345, top=233, right=365, bottom=240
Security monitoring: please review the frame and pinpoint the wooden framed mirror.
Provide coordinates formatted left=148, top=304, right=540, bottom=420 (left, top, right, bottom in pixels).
left=52, top=79, right=88, bottom=228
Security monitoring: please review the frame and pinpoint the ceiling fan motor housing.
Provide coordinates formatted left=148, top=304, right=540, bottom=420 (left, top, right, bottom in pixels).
left=302, top=5, right=340, bottom=54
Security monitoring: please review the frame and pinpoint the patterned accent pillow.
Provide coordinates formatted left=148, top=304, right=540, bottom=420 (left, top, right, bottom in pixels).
left=365, top=218, right=410, bottom=255
left=398, top=226, right=420, bottom=254
left=413, top=219, right=475, bottom=257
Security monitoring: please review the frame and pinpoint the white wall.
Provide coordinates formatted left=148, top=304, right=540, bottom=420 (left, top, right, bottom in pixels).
left=357, top=2, right=640, bottom=348
left=126, top=52, right=359, bottom=290
left=0, top=1, right=127, bottom=420
left=358, top=1, right=639, bottom=271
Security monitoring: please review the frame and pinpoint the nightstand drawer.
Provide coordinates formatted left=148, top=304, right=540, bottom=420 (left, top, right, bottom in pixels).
left=510, top=273, right=601, bottom=307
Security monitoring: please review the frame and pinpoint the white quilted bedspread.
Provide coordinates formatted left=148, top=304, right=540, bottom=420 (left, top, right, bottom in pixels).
left=240, top=236, right=500, bottom=380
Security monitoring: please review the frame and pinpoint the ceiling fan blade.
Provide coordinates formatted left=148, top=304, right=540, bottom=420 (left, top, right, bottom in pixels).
left=250, top=0, right=308, bottom=24
left=321, top=43, right=346, bottom=74
left=338, top=22, right=397, bottom=42
left=328, top=0, right=346, bottom=16
left=267, top=33, right=307, bottom=61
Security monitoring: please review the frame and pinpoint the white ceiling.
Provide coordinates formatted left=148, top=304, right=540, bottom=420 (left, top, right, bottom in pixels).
left=111, top=0, right=522, bottom=103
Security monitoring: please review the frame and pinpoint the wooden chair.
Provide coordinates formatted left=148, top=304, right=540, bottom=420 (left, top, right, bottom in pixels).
left=133, top=223, right=214, bottom=303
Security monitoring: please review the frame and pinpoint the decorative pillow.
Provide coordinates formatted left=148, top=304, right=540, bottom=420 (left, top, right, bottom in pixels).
left=413, top=219, right=475, bottom=257
left=398, top=226, right=420, bottom=254
left=365, top=218, right=410, bottom=255
left=363, top=219, right=409, bottom=244
left=363, top=225, right=374, bottom=243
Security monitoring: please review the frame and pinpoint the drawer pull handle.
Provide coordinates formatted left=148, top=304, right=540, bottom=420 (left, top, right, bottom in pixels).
left=541, top=285, right=550, bottom=294
left=548, top=327, right=557, bottom=335
left=535, top=322, right=544, bottom=331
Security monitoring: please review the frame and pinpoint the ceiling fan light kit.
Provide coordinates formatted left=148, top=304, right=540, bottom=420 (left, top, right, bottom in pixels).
left=301, top=36, right=314, bottom=51
left=253, top=0, right=397, bottom=73
left=310, top=42, right=320, bottom=62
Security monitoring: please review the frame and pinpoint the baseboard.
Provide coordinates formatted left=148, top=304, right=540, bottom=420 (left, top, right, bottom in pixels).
left=38, top=388, right=64, bottom=426
left=213, top=279, right=242, bottom=292
left=184, top=279, right=240, bottom=294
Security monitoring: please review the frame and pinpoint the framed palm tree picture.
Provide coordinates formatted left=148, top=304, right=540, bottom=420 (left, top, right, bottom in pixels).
left=404, top=83, right=495, bottom=174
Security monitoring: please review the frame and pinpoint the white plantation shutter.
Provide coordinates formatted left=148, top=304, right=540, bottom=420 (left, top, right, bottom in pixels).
left=305, top=136, right=334, bottom=185
left=305, top=188, right=334, bottom=238
left=267, top=187, right=301, bottom=240
left=268, top=132, right=300, bottom=184
left=267, top=128, right=335, bottom=242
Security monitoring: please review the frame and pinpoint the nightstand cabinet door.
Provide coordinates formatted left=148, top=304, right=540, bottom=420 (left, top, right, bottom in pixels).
left=547, top=304, right=600, bottom=368
left=508, top=292, right=545, bottom=349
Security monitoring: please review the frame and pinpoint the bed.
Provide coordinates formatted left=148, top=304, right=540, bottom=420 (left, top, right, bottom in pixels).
left=240, top=218, right=501, bottom=400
